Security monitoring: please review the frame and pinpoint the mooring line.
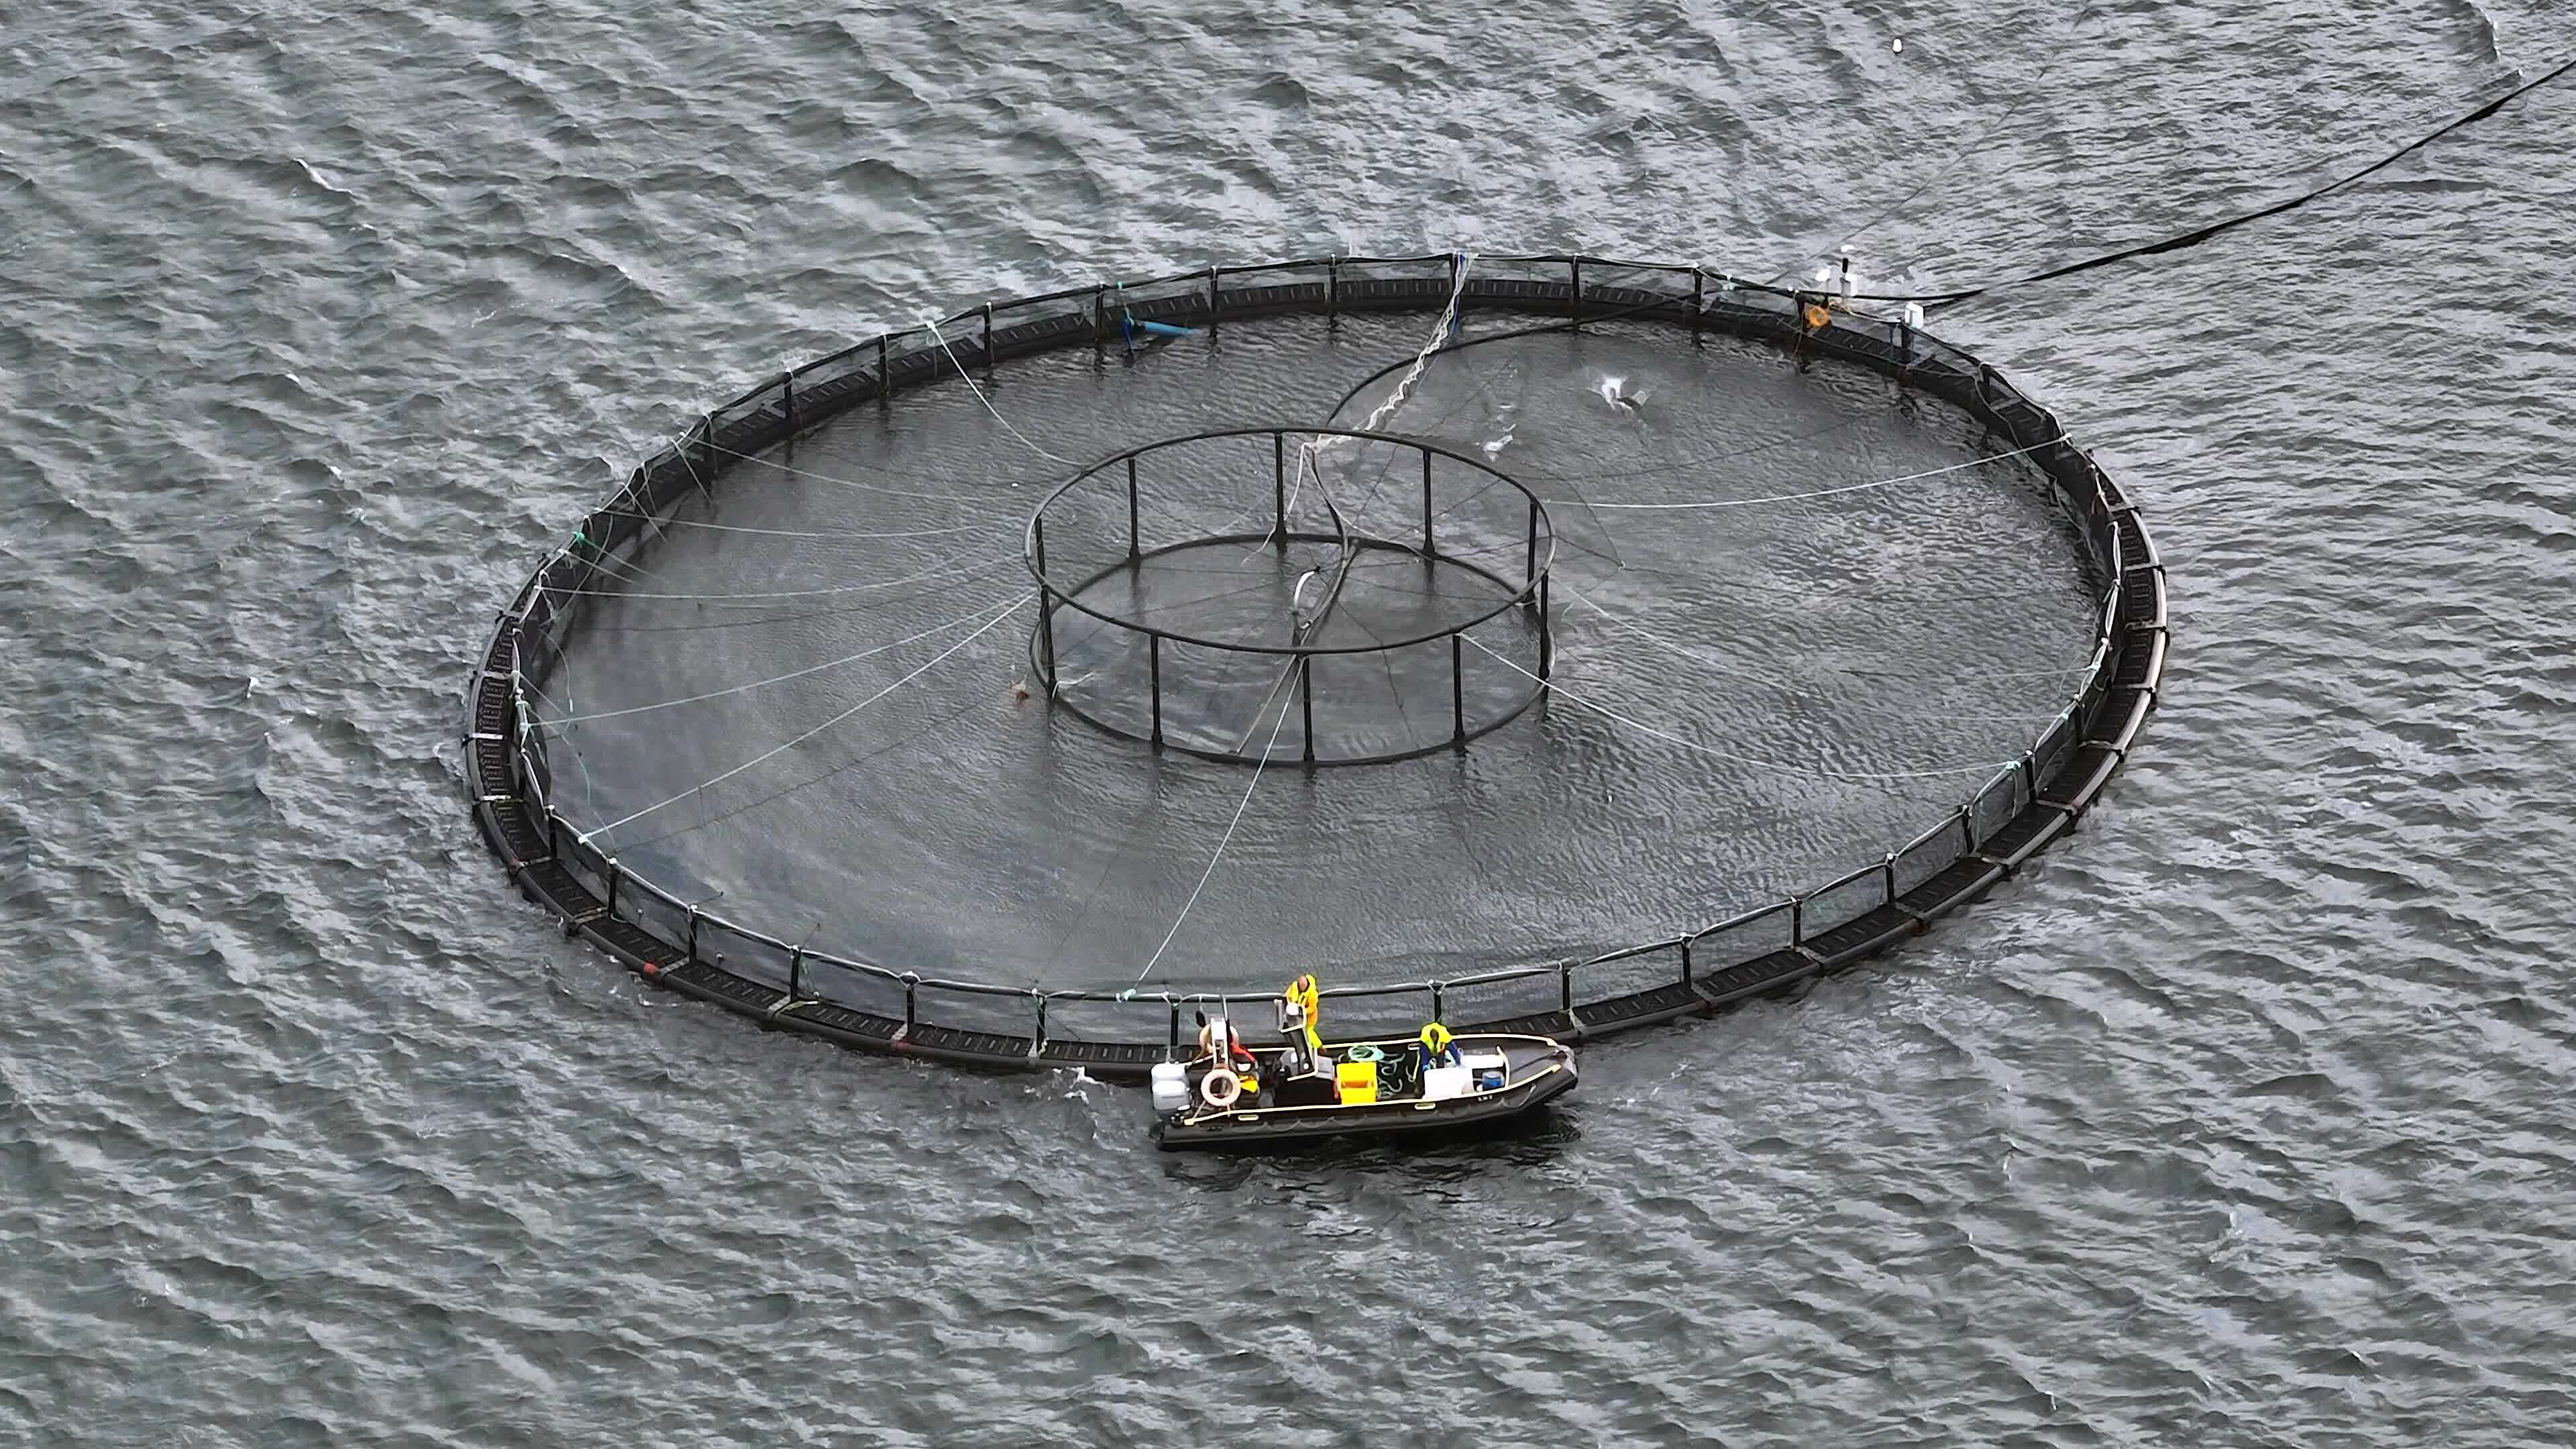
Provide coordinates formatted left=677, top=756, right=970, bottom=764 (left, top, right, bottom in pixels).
left=1562, top=584, right=2080, bottom=707
left=1850, top=47, right=2576, bottom=309
left=610, top=511, right=991, bottom=543
left=549, top=547, right=1020, bottom=604
left=1560, top=435, right=2063, bottom=511
left=585, top=596, right=1024, bottom=841
left=1464, top=635, right=2012, bottom=783
left=925, top=317, right=1076, bottom=466
left=690, top=432, right=1040, bottom=504
left=542, top=599, right=1020, bottom=726
left=1132, top=667, right=1301, bottom=984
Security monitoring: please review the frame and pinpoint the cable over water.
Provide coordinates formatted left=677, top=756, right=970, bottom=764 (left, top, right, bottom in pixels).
left=1850, top=48, right=2576, bottom=309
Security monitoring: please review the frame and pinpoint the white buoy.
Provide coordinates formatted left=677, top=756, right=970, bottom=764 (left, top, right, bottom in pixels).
left=1892, top=38, right=1904, bottom=53
left=1902, top=302, right=1926, bottom=330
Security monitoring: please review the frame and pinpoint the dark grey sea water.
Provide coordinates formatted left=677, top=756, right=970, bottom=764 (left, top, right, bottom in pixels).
left=5, top=1, right=2575, bottom=1443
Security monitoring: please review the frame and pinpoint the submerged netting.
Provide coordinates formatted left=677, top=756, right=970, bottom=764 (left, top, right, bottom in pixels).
left=466, top=256, right=2167, bottom=1064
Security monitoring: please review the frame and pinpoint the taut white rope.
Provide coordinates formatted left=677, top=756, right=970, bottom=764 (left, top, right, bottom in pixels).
left=1558, top=435, right=2064, bottom=511
left=1463, top=636, right=2012, bottom=783
left=588, top=596, right=1024, bottom=840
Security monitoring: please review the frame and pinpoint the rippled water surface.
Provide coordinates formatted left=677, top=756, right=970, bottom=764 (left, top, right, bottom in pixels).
left=5, top=1, right=2575, bottom=1442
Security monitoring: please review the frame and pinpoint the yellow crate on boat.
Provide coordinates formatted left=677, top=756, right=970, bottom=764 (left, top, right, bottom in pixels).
left=1334, top=1059, right=1379, bottom=1105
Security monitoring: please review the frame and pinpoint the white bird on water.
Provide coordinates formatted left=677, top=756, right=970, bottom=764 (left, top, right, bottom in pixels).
left=1597, top=374, right=1646, bottom=416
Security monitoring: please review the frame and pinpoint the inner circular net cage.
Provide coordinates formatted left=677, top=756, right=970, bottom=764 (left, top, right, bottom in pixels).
left=1027, top=427, right=1555, bottom=765
left=500, top=256, right=2127, bottom=1043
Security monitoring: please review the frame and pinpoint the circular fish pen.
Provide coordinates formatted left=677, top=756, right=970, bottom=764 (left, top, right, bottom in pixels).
left=461, top=255, right=2170, bottom=1077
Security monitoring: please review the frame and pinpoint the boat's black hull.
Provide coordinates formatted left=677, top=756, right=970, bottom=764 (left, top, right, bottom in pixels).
left=1151, top=1054, right=1577, bottom=1151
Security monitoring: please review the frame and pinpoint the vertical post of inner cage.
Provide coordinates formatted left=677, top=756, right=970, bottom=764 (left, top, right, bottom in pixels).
left=1327, top=258, right=1340, bottom=327
left=782, top=369, right=795, bottom=435
left=1148, top=635, right=1165, bottom=751
left=1446, top=252, right=1460, bottom=333
left=1273, top=432, right=1287, bottom=549
left=686, top=907, right=701, bottom=961
left=1450, top=635, right=1466, bottom=748
left=788, top=944, right=805, bottom=1002
left=1167, top=997, right=1181, bottom=1056
left=1538, top=574, right=1553, bottom=682
left=877, top=333, right=890, bottom=405
left=1569, top=257, right=1582, bottom=330
left=1034, top=516, right=1057, bottom=694
left=1093, top=286, right=1109, bottom=351
left=1690, top=268, right=1704, bottom=342
left=981, top=302, right=994, bottom=360
left=1126, top=455, right=1140, bottom=561
left=1207, top=264, right=1220, bottom=327
left=1299, top=657, right=1316, bottom=764
left=604, top=859, right=621, bottom=916
left=1523, top=499, right=1540, bottom=600
left=1430, top=981, right=1445, bottom=1023
left=1421, top=449, right=1434, bottom=556
left=1680, top=934, right=1694, bottom=988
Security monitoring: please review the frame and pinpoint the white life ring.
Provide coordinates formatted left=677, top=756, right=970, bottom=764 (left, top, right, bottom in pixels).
left=1199, top=1068, right=1242, bottom=1109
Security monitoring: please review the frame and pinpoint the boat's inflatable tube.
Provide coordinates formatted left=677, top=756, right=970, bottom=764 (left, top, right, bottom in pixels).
left=1200, top=1069, right=1242, bottom=1109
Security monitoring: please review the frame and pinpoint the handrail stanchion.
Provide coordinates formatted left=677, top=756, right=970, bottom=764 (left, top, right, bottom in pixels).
left=902, top=973, right=919, bottom=1035
left=1680, top=934, right=1694, bottom=988
left=1299, top=658, right=1316, bottom=765
left=605, top=858, right=621, bottom=917
left=1524, top=498, right=1540, bottom=599
left=1558, top=961, right=1575, bottom=1018
left=1450, top=635, right=1466, bottom=747
left=1429, top=980, right=1444, bottom=1024
left=1537, top=574, right=1553, bottom=682
left=1421, top=447, right=1434, bottom=555
left=1148, top=635, right=1165, bottom=751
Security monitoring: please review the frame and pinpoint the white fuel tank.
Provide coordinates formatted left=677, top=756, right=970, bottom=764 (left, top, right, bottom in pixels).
left=1150, top=1061, right=1191, bottom=1114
